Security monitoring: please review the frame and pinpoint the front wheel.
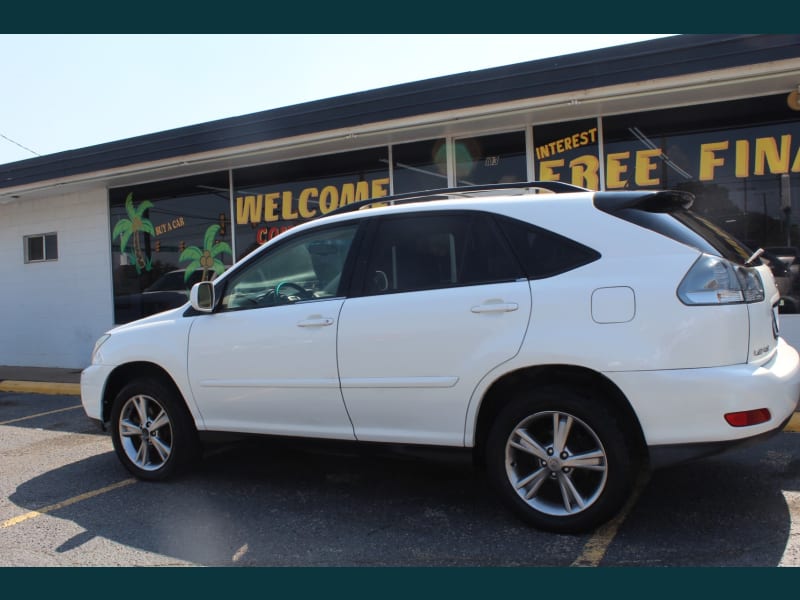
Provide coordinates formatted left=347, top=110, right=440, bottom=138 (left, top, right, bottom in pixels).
left=110, top=378, right=200, bottom=481
left=486, top=386, right=636, bottom=533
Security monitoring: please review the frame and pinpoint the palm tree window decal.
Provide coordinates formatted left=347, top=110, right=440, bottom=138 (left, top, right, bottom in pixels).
left=180, top=224, right=232, bottom=282
left=112, top=193, right=155, bottom=274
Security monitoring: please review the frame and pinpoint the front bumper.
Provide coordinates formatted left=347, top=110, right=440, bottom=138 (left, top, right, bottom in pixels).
left=80, top=364, right=115, bottom=422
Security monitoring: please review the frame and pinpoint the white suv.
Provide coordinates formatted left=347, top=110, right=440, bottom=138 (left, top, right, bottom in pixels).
left=81, top=182, right=800, bottom=533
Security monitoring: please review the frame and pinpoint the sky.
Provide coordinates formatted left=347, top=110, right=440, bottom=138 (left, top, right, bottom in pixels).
left=0, top=34, right=674, bottom=166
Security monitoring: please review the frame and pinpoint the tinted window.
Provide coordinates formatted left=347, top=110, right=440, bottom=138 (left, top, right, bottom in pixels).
left=615, top=208, right=753, bottom=264
left=362, top=212, right=522, bottom=295
left=496, top=216, right=601, bottom=279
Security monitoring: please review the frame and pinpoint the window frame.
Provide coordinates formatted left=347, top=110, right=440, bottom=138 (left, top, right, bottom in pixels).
left=24, top=232, right=58, bottom=263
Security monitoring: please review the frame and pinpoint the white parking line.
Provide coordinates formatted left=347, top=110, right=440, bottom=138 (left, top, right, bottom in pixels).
left=779, top=491, right=800, bottom=566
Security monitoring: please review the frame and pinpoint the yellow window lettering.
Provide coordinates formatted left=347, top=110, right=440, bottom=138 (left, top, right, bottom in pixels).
left=735, top=140, right=750, bottom=178
left=536, top=146, right=550, bottom=160
left=371, top=178, right=389, bottom=198
left=281, top=191, right=299, bottom=220
left=635, top=149, right=661, bottom=186
left=319, top=186, right=339, bottom=214
left=355, top=181, right=370, bottom=202
left=606, top=152, right=630, bottom=189
left=754, top=135, right=792, bottom=175
left=569, top=155, right=599, bottom=190
left=298, top=188, right=318, bottom=219
left=538, top=159, right=564, bottom=181
left=699, top=141, right=728, bottom=181
left=340, top=183, right=356, bottom=206
left=263, top=193, right=280, bottom=223
left=535, top=129, right=597, bottom=161
left=236, top=195, right=262, bottom=225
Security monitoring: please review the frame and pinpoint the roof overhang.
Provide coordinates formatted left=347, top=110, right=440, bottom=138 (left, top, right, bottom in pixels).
left=2, top=35, right=799, bottom=205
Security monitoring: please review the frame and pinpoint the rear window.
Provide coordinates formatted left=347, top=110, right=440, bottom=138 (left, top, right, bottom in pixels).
left=613, top=208, right=753, bottom=264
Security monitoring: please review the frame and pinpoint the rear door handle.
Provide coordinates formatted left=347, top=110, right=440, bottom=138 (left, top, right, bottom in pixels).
left=297, top=318, right=334, bottom=327
left=471, top=302, right=519, bottom=314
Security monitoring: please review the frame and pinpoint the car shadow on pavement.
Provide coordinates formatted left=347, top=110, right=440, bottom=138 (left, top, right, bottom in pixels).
left=8, top=438, right=584, bottom=566
left=7, top=433, right=799, bottom=566
left=0, top=391, right=105, bottom=436
left=607, top=432, right=800, bottom=567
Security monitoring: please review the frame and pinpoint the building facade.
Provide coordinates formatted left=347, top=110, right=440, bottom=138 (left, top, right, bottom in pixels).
left=2, top=34, right=800, bottom=368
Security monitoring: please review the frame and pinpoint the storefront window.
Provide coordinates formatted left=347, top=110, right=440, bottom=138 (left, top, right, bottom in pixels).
left=109, top=172, right=233, bottom=324
left=603, top=94, right=800, bottom=312
left=452, top=131, right=527, bottom=187
left=533, top=119, right=601, bottom=190
left=391, top=139, right=448, bottom=194
left=602, top=95, right=800, bottom=251
left=232, top=147, right=390, bottom=260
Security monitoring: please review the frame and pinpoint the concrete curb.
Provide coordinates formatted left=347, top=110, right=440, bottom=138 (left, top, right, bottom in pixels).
left=0, top=381, right=81, bottom=396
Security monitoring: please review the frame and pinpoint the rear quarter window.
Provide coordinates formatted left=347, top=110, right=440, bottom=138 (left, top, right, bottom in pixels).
left=495, top=215, right=601, bottom=279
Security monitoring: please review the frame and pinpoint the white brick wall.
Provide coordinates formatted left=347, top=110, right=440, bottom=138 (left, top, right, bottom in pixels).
left=0, top=188, right=113, bottom=368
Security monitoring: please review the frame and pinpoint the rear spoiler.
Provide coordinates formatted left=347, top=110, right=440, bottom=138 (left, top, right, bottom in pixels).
left=593, top=190, right=695, bottom=214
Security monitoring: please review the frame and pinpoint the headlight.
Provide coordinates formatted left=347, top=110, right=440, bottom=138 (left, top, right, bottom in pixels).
left=91, top=334, right=111, bottom=364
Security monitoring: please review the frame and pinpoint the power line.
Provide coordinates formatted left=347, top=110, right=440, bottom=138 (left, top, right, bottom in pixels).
left=0, top=132, right=40, bottom=157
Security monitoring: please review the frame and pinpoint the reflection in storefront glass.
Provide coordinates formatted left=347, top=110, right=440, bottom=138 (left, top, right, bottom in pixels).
left=391, top=139, right=447, bottom=194
left=452, top=131, right=526, bottom=187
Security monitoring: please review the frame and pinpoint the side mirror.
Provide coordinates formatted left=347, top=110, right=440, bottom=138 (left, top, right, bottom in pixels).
left=190, top=281, right=216, bottom=313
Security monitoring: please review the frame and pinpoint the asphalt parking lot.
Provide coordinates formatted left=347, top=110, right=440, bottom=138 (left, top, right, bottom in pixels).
left=2, top=387, right=800, bottom=568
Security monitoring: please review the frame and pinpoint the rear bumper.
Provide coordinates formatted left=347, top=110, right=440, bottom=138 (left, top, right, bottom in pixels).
left=606, top=337, right=800, bottom=452
left=648, top=410, right=793, bottom=468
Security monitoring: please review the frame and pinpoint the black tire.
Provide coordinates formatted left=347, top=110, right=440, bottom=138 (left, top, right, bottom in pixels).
left=486, top=385, right=636, bottom=533
left=110, top=377, right=200, bottom=481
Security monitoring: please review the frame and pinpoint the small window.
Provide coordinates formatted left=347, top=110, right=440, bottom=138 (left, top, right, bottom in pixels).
left=24, top=233, right=58, bottom=263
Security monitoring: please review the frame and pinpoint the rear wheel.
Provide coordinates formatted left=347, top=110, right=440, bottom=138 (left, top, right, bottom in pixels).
left=110, top=378, right=199, bottom=481
left=486, top=385, right=636, bottom=533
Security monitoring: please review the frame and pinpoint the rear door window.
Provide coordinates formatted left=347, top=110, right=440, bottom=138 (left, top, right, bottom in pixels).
left=358, top=211, right=523, bottom=295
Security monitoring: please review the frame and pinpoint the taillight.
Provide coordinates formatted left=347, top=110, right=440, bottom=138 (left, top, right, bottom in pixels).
left=677, top=254, right=765, bottom=306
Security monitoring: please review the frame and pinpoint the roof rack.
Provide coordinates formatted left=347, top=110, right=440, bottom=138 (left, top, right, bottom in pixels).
left=326, top=180, right=589, bottom=217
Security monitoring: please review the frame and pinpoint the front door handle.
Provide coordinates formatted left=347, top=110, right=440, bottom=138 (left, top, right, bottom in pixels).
left=471, top=302, right=519, bottom=314
left=297, top=318, right=334, bottom=327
